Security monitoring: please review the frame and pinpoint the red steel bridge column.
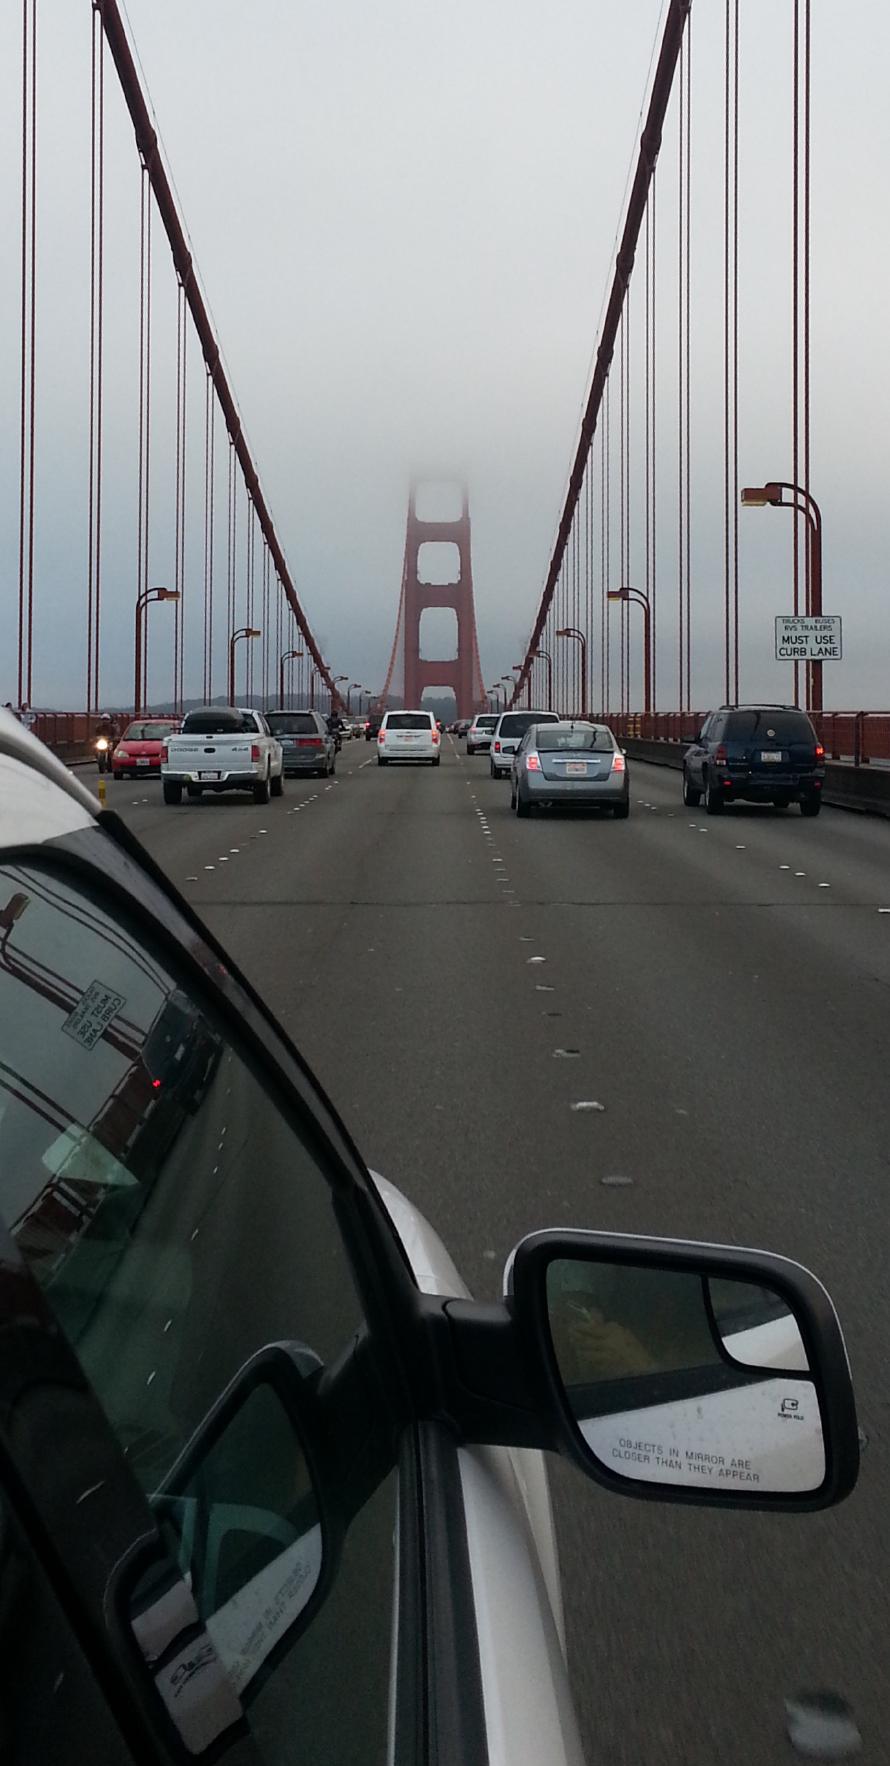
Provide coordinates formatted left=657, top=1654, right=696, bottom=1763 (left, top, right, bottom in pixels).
left=400, top=485, right=484, bottom=720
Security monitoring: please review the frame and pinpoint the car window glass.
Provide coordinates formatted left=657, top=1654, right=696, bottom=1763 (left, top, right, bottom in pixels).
left=181, top=711, right=256, bottom=735
left=122, top=723, right=178, bottom=742
left=0, top=860, right=396, bottom=1765
left=386, top=713, right=432, bottom=730
left=724, top=710, right=815, bottom=744
left=267, top=714, right=318, bottom=735
left=536, top=728, right=615, bottom=751
left=476, top=716, right=497, bottom=729
left=499, top=712, right=557, bottom=738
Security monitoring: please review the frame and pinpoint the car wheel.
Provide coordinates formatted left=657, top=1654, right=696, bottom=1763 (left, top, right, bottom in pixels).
left=377, top=758, right=388, bottom=767
left=186, top=784, right=203, bottom=799
left=515, top=790, right=531, bottom=818
left=253, top=772, right=271, bottom=805
left=704, top=773, right=724, bottom=815
left=682, top=769, right=701, bottom=807
left=612, top=796, right=630, bottom=819
left=432, top=757, right=441, bottom=767
left=800, top=795, right=822, bottom=817
left=271, top=770, right=284, bottom=797
left=162, top=782, right=182, bottom=805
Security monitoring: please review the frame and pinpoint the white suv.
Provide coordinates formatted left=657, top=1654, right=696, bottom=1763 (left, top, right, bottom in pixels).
left=466, top=713, right=498, bottom=755
left=489, top=709, right=560, bottom=778
left=377, top=709, right=441, bottom=766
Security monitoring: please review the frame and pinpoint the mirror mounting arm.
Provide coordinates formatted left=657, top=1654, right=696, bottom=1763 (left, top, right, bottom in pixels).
left=414, top=1296, right=560, bottom=1452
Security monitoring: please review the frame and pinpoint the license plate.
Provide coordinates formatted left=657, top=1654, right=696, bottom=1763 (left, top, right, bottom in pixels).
left=566, top=761, right=588, bottom=776
left=137, top=757, right=150, bottom=766
left=199, top=770, right=221, bottom=780
left=760, top=751, right=783, bottom=763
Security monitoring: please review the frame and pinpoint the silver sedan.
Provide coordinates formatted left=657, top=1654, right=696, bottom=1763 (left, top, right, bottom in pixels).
left=509, top=721, right=630, bottom=817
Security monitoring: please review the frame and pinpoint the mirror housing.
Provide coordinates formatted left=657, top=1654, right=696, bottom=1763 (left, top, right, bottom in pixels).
left=503, top=1230, right=859, bottom=1512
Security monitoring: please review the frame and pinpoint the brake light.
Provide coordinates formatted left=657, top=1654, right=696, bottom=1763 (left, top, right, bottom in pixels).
left=151, top=1078, right=162, bottom=1091
left=815, top=743, right=824, bottom=759
left=160, top=744, right=168, bottom=764
left=378, top=730, right=385, bottom=743
left=432, top=730, right=440, bottom=744
left=611, top=752, right=626, bottom=772
left=714, top=744, right=728, bottom=767
left=251, top=743, right=261, bottom=762
left=494, top=740, right=501, bottom=752
left=526, top=752, right=542, bottom=772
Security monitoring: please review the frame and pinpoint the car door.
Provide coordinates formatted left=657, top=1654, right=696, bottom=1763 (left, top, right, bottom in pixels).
left=687, top=715, right=712, bottom=785
left=0, top=832, right=555, bottom=1764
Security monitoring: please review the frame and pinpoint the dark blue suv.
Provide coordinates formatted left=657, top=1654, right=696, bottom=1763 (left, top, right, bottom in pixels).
left=683, top=705, right=825, bottom=816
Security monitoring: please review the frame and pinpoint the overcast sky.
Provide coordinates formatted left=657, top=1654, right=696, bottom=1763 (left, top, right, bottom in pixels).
left=1, top=0, right=889, bottom=711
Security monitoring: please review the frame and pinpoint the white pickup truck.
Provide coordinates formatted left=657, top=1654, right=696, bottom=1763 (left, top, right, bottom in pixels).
left=161, top=707, right=284, bottom=805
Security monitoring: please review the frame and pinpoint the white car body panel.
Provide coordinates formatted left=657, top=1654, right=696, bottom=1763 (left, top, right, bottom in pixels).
left=370, top=1172, right=583, bottom=1766
left=378, top=712, right=439, bottom=763
left=0, top=711, right=97, bottom=840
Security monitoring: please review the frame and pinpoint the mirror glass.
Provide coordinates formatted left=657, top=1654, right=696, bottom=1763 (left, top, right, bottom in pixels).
left=546, top=1258, right=825, bottom=1495
left=155, top=1377, right=322, bottom=1699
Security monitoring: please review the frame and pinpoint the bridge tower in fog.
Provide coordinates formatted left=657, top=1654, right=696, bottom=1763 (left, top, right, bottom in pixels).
left=380, top=483, right=486, bottom=719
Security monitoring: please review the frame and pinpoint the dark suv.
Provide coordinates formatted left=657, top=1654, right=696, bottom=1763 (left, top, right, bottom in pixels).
left=683, top=705, right=825, bottom=816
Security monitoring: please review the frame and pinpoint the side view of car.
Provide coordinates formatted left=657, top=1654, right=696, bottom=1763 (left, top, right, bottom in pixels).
left=112, top=717, right=180, bottom=779
left=510, top=721, right=630, bottom=818
left=266, top=708, right=336, bottom=777
left=0, top=709, right=862, bottom=1765
left=683, top=704, right=825, bottom=816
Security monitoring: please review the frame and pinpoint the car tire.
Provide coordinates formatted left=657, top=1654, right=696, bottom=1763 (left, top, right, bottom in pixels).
left=682, top=769, right=701, bottom=807
left=612, top=797, right=630, bottom=819
left=253, top=772, right=271, bottom=806
left=489, top=762, right=498, bottom=779
left=378, top=758, right=388, bottom=767
left=800, top=795, right=822, bottom=817
left=271, top=770, right=284, bottom=797
left=515, top=791, right=531, bottom=818
left=186, top=785, right=203, bottom=800
left=433, top=757, right=441, bottom=767
left=163, top=782, right=182, bottom=805
left=704, top=773, right=725, bottom=815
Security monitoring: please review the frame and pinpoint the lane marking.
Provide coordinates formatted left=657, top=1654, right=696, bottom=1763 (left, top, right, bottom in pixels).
left=571, top=1100, right=606, bottom=1113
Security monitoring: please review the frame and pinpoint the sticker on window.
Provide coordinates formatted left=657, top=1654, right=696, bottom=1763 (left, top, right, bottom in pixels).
left=62, top=979, right=127, bottom=1051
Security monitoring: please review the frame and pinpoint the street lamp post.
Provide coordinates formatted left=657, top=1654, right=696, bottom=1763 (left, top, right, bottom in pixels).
left=279, top=648, right=304, bottom=708
left=513, top=665, right=531, bottom=710
left=134, top=586, right=180, bottom=718
left=555, top=626, right=588, bottom=717
left=607, top=589, right=651, bottom=716
left=533, top=647, right=554, bottom=710
left=741, top=481, right=824, bottom=713
left=489, top=682, right=503, bottom=711
left=348, top=682, right=362, bottom=715
left=332, top=674, right=349, bottom=713
left=228, top=627, right=261, bottom=704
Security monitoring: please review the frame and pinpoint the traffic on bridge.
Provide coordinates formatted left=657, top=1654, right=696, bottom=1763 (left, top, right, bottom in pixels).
left=1, top=2, right=888, bottom=1763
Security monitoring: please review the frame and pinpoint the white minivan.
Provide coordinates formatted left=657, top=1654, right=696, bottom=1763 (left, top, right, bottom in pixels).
left=489, top=708, right=560, bottom=778
left=377, top=709, right=441, bottom=766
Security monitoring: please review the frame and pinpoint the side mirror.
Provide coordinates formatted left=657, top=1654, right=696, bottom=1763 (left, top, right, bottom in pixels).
left=152, top=1343, right=335, bottom=1701
left=507, top=1231, right=859, bottom=1511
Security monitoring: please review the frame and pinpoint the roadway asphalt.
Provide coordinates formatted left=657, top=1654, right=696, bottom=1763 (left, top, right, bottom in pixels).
left=88, top=743, right=890, bottom=1765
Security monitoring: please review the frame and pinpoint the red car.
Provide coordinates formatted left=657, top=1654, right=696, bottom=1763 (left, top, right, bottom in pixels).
left=112, top=718, right=180, bottom=779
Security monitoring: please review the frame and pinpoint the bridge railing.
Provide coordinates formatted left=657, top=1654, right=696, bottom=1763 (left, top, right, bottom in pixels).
left=593, top=711, right=890, bottom=767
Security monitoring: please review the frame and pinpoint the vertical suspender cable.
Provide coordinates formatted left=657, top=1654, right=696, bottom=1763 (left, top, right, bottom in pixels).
left=723, top=0, right=731, bottom=705
left=600, top=407, right=606, bottom=717
left=173, top=280, right=187, bottom=714
left=677, top=38, right=685, bottom=715
left=87, top=3, right=105, bottom=717
left=791, top=0, right=801, bottom=707
left=731, top=0, right=740, bottom=702
left=619, top=312, right=626, bottom=713
left=650, top=175, right=657, bottom=711
left=684, top=19, right=692, bottom=713
left=18, top=0, right=38, bottom=709
left=246, top=500, right=255, bottom=700
left=604, top=380, right=611, bottom=715
left=625, top=289, right=632, bottom=707
left=802, top=0, right=811, bottom=631
left=137, top=163, right=152, bottom=712
left=585, top=464, right=593, bottom=718
left=226, top=443, right=235, bottom=674
left=203, top=370, right=213, bottom=701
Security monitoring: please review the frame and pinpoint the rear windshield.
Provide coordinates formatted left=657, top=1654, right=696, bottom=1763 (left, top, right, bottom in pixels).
left=266, top=712, right=318, bottom=735
left=474, top=716, right=498, bottom=730
left=725, top=710, right=816, bottom=745
left=181, top=710, right=256, bottom=735
left=499, top=712, right=558, bottom=739
left=122, top=722, right=177, bottom=741
left=386, top=713, right=433, bottom=730
left=536, top=727, right=615, bottom=752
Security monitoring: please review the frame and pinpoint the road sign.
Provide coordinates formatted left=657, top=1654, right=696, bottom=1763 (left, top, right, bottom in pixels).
left=775, top=615, right=842, bottom=662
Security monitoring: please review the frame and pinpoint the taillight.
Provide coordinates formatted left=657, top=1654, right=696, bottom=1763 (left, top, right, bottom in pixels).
left=494, top=740, right=501, bottom=752
left=815, top=743, right=824, bottom=759
left=611, top=752, right=626, bottom=772
left=526, top=752, right=542, bottom=772
left=378, top=730, right=385, bottom=743
left=432, top=730, right=440, bottom=744
left=714, top=744, right=728, bottom=766
left=251, top=743, right=261, bottom=762
left=160, top=744, right=168, bottom=764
